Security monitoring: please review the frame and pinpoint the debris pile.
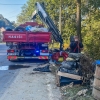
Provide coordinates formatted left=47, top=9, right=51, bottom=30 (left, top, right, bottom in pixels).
left=33, top=63, right=51, bottom=72
left=79, top=54, right=94, bottom=85
left=56, top=53, right=95, bottom=86
left=56, top=53, right=83, bottom=86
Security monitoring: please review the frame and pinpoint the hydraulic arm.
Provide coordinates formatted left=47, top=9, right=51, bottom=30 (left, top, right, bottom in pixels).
left=32, top=2, right=63, bottom=50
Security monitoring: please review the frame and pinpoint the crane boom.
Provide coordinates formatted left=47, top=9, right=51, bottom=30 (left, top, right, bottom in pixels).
left=32, top=2, right=63, bottom=50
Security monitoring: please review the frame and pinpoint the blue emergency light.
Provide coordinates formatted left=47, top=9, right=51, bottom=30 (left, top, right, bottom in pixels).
left=36, top=50, right=39, bottom=53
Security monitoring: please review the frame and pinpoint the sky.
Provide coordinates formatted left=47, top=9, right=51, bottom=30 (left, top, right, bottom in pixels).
left=0, top=0, right=28, bottom=22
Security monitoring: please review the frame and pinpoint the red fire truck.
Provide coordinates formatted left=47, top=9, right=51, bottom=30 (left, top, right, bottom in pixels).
left=3, top=2, right=68, bottom=61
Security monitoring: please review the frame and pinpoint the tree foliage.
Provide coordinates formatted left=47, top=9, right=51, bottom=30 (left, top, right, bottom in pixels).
left=17, top=0, right=100, bottom=59
left=79, top=0, right=100, bottom=59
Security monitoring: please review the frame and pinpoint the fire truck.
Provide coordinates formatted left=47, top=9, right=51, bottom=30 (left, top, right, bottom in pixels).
left=3, top=2, right=68, bottom=61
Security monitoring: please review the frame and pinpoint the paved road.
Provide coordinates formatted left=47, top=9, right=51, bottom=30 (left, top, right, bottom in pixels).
left=0, top=43, right=19, bottom=97
left=0, top=43, right=61, bottom=100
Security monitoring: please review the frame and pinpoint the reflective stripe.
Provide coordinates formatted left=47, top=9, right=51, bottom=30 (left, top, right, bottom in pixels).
left=18, top=56, right=38, bottom=59
left=7, top=56, right=48, bottom=60
left=39, top=56, right=48, bottom=59
left=40, top=53, right=49, bottom=56
left=7, top=56, right=17, bottom=60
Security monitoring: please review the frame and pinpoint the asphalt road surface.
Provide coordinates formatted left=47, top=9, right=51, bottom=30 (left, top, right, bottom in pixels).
left=0, top=43, right=61, bottom=100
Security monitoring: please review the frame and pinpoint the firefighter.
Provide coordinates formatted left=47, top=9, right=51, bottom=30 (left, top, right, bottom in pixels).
left=70, top=36, right=83, bottom=53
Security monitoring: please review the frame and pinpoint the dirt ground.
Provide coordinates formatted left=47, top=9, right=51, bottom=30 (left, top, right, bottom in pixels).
left=0, top=61, right=96, bottom=100
left=0, top=65, right=61, bottom=100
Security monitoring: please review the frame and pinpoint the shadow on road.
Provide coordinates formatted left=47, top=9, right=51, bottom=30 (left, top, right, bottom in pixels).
left=10, top=59, right=49, bottom=63
left=0, top=65, right=30, bottom=70
left=0, top=60, right=49, bottom=70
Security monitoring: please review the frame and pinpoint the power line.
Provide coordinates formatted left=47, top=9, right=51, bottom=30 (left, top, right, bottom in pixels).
left=0, top=3, right=24, bottom=5
left=7, top=15, right=19, bottom=19
left=5, top=9, right=21, bottom=15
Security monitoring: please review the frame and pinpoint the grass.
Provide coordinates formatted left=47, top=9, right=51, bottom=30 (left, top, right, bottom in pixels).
left=61, top=84, right=95, bottom=100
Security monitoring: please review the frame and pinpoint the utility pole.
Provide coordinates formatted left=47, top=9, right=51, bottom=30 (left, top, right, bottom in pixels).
left=76, top=0, right=82, bottom=42
left=0, top=28, right=1, bottom=42
left=59, top=0, right=62, bottom=34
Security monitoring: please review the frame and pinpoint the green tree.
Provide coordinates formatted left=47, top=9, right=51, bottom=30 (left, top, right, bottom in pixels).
left=17, top=0, right=44, bottom=24
left=17, top=0, right=100, bottom=59
left=81, top=0, right=100, bottom=59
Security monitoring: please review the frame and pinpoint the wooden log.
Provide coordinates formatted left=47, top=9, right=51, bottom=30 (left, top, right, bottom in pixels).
left=57, top=71, right=82, bottom=80
left=92, top=65, right=100, bottom=100
left=55, top=71, right=60, bottom=87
